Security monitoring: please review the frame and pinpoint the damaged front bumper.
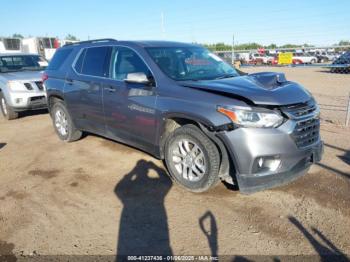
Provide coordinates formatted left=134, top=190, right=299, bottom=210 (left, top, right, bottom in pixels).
left=217, top=119, right=324, bottom=194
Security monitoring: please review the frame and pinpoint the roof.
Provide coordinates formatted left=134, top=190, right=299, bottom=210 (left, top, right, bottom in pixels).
left=62, top=38, right=200, bottom=49
left=131, top=40, right=199, bottom=48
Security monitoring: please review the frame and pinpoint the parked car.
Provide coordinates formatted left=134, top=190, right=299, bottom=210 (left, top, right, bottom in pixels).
left=292, top=53, right=317, bottom=64
left=22, top=37, right=60, bottom=61
left=44, top=39, right=323, bottom=194
left=0, top=38, right=22, bottom=54
left=249, top=53, right=269, bottom=65
left=0, top=53, right=48, bottom=120
left=330, top=51, right=350, bottom=73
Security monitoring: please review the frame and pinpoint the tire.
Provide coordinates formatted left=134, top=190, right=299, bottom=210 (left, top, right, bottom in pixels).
left=51, top=100, right=82, bottom=142
left=0, top=93, right=18, bottom=120
left=164, top=124, right=220, bottom=193
left=311, top=59, right=316, bottom=64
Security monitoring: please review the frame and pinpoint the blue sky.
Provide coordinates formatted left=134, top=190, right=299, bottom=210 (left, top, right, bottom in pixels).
left=1, top=0, right=349, bottom=45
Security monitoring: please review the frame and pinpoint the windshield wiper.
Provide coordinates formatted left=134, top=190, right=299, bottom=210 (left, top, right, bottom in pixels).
left=214, top=73, right=237, bottom=80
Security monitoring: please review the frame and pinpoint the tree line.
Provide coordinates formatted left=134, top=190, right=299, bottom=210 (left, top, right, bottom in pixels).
left=8, top=34, right=350, bottom=50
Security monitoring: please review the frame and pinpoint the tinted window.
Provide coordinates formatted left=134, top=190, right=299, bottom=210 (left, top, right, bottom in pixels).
left=74, top=49, right=86, bottom=73
left=47, top=48, right=73, bottom=70
left=111, top=47, right=151, bottom=80
left=82, top=46, right=110, bottom=77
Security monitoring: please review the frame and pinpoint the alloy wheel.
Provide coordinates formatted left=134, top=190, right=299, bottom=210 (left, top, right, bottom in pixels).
left=171, top=139, right=206, bottom=181
left=55, top=109, right=68, bottom=136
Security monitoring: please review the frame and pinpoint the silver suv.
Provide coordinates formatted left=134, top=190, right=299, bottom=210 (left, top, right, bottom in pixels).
left=0, top=53, right=48, bottom=119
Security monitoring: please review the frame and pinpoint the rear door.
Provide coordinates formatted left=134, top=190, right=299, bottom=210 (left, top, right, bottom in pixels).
left=64, top=45, right=111, bottom=135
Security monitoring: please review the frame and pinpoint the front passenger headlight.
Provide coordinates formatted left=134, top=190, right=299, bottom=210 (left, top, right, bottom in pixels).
left=8, top=81, right=26, bottom=91
left=217, top=106, right=284, bottom=128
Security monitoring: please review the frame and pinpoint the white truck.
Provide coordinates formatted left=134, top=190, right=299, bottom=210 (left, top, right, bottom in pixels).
left=22, top=37, right=59, bottom=61
left=0, top=38, right=23, bottom=54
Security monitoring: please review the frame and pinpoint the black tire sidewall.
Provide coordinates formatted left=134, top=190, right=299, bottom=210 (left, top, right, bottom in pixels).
left=165, top=125, right=220, bottom=192
left=0, top=93, right=18, bottom=120
left=0, top=93, right=8, bottom=118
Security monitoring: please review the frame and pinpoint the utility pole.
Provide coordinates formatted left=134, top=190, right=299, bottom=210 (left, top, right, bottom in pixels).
left=231, top=34, right=235, bottom=65
left=161, top=11, right=165, bottom=39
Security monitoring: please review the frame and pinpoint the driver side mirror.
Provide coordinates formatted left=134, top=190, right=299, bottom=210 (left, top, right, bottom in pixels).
left=125, top=72, right=153, bottom=85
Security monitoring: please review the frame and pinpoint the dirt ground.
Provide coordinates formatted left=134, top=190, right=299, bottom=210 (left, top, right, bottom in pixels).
left=0, top=67, right=349, bottom=260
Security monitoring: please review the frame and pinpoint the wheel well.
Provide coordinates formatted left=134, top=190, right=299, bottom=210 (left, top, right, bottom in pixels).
left=48, top=95, right=64, bottom=111
left=159, top=117, right=236, bottom=185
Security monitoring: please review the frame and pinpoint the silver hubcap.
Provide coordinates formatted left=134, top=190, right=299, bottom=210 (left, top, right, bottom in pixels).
left=1, top=98, right=7, bottom=115
left=55, top=109, right=68, bottom=136
left=171, top=139, right=206, bottom=181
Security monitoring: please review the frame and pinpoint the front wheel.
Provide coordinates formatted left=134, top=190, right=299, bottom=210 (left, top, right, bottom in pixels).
left=0, top=94, right=18, bottom=120
left=164, top=124, right=220, bottom=193
left=51, top=101, right=82, bottom=142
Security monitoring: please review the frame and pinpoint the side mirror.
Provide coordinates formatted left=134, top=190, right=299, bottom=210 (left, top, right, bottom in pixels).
left=125, top=72, right=152, bottom=85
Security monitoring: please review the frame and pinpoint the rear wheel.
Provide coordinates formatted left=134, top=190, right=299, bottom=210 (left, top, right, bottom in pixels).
left=0, top=94, right=18, bottom=120
left=51, top=101, right=82, bottom=142
left=164, top=124, right=220, bottom=192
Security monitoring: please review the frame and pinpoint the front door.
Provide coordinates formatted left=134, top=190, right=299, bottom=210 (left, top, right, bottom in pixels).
left=103, top=46, right=157, bottom=153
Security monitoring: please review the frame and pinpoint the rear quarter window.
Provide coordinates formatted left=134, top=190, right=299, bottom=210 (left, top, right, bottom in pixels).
left=47, top=48, right=73, bottom=70
left=81, top=46, right=110, bottom=77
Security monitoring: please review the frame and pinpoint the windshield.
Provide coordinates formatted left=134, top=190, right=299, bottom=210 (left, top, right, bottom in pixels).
left=147, top=46, right=238, bottom=81
left=0, top=55, right=48, bottom=73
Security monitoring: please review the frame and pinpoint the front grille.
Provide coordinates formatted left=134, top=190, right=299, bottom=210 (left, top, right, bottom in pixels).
left=281, top=99, right=320, bottom=148
left=293, top=118, right=320, bottom=148
left=35, top=81, right=44, bottom=90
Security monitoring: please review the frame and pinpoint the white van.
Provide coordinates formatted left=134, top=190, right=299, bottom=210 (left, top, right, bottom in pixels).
left=0, top=38, right=23, bottom=53
left=22, top=37, right=59, bottom=61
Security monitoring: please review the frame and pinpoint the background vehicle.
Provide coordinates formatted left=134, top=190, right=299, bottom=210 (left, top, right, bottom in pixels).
left=22, top=37, right=59, bottom=61
left=0, top=38, right=22, bottom=54
left=0, top=53, right=48, bottom=120
left=249, top=53, right=269, bottom=64
left=45, top=39, right=323, bottom=194
left=292, top=52, right=317, bottom=64
left=330, top=51, right=350, bottom=73
left=59, top=39, right=79, bottom=47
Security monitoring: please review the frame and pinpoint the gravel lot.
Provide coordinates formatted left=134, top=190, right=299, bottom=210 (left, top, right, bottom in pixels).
left=0, top=67, right=349, bottom=260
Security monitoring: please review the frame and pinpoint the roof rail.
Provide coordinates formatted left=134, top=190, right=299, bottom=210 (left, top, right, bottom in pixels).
left=64, top=38, right=117, bottom=46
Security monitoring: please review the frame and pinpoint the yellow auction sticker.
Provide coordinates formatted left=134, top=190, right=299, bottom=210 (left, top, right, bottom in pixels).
left=278, top=52, right=293, bottom=65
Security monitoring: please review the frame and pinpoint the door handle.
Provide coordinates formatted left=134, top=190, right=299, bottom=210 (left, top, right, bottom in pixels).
left=66, top=78, right=74, bottom=85
left=104, top=86, right=116, bottom=92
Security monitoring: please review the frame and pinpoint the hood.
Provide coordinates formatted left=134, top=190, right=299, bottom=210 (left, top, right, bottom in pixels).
left=180, top=72, right=311, bottom=106
left=0, top=71, right=43, bottom=82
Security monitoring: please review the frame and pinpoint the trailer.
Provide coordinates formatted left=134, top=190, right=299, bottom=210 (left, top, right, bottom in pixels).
left=0, top=38, right=23, bottom=53
left=22, top=37, right=59, bottom=60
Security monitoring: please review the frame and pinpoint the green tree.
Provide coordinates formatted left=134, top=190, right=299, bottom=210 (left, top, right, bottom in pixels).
left=12, top=33, right=24, bottom=39
left=338, top=40, right=350, bottom=46
left=65, top=34, right=79, bottom=41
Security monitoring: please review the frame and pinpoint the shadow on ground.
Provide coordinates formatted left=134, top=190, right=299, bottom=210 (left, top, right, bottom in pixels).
left=289, top=216, right=349, bottom=262
left=0, top=143, right=6, bottom=150
left=0, top=240, right=17, bottom=262
left=18, top=109, right=48, bottom=119
left=316, top=143, right=350, bottom=180
left=115, top=160, right=173, bottom=256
